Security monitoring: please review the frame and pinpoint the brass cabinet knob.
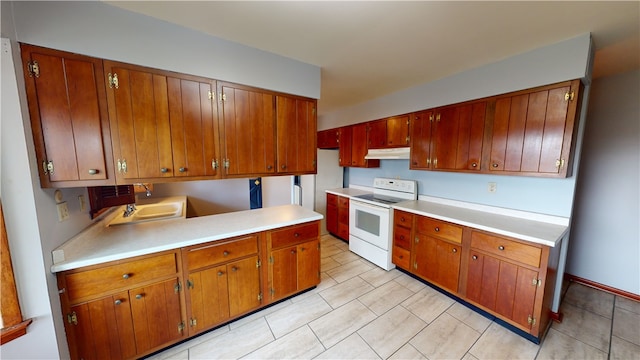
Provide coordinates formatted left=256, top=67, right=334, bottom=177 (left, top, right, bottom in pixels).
left=88, top=169, right=98, bottom=175
left=498, top=245, right=505, bottom=251
left=294, top=232, right=300, bottom=237
left=179, top=167, right=186, bottom=173
left=452, top=248, right=457, bottom=253
left=281, top=165, right=287, bottom=169
left=114, top=299, right=122, bottom=305
left=231, top=267, right=238, bottom=272
left=471, top=163, right=478, bottom=168
left=122, top=273, right=130, bottom=279
left=160, top=167, right=169, bottom=173
left=135, top=294, right=142, bottom=300
left=267, top=165, right=273, bottom=170
left=217, top=271, right=224, bottom=276
left=223, top=251, right=229, bottom=256
left=492, top=163, right=499, bottom=168
left=472, top=255, right=478, bottom=260
left=435, top=227, right=440, bottom=232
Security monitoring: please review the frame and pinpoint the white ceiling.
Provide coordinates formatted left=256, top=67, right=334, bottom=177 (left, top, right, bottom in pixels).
left=106, top=1, right=639, bottom=116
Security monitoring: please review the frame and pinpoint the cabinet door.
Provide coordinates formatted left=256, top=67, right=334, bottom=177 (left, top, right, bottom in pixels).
left=337, top=196, right=350, bottom=241
left=167, top=78, right=220, bottom=177
left=412, top=233, right=437, bottom=281
left=436, top=240, right=462, bottom=292
left=67, top=292, right=136, bottom=360
left=466, top=251, right=500, bottom=311
left=220, top=85, right=276, bottom=176
left=129, top=278, right=184, bottom=354
left=269, top=246, right=298, bottom=300
left=367, top=119, right=387, bottom=149
left=317, top=129, right=339, bottom=149
left=106, top=63, right=174, bottom=180
left=297, top=240, right=320, bottom=290
left=21, top=45, right=111, bottom=187
left=326, top=194, right=339, bottom=235
left=432, top=102, right=485, bottom=171
left=187, top=265, right=230, bottom=334
left=351, top=123, right=369, bottom=167
left=410, top=111, right=434, bottom=169
left=227, top=256, right=261, bottom=317
left=276, top=96, right=317, bottom=173
left=494, top=263, right=539, bottom=329
left=338, top=126, right=353, bottom=167
left=489, top=80, right=579, bottom=176
left=386, top=115, right=410, bottom=147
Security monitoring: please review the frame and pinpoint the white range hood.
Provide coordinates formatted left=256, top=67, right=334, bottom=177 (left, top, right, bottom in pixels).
left=364, top=147, right=410, bottom=160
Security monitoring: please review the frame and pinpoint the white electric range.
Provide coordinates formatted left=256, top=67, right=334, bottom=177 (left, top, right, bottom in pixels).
left=349, top=178, right=417, bottom=270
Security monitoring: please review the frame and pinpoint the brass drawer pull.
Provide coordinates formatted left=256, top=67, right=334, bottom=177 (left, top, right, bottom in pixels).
left=160, top=167, right=169, bottom=173
left=217, top=271, right=224, bottom=276
left=122, top=273, right=130, bottom=279
left=135, top=294, right=142, bottom=300
left=452, top=248, right=457, bottom=253
left=472, top=255, right=478, bottom=260
left=114, top=299, right=122, bottom=305
left=88, top=169, right=98, bottom=175
left=223, top=251, right=229, bottom=256
left=498, top=245, right=505, bottom=251
left=434, top=227, right=440, bottom=232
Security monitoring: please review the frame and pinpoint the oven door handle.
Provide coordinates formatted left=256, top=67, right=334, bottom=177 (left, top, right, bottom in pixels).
left=349, top=199, right=389, bottom=214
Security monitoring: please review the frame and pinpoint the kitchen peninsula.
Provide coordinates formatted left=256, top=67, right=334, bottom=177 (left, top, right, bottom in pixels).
left=51, top=204, right=322, bottom=359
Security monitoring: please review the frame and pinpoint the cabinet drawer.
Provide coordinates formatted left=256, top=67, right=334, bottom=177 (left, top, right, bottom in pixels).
left=65, top=252, right=178, bottom=303
left=416, top=217, right=462, bottom=244
left=185, top=235, right=258, bottom=271
left=327, top=193, right=338, bottom=207
left=394, top=210, right=414, bottom=229
left=471, top=231, right=542, bottom=268
left=271, top=221, right=319, bottom=249
left=392, top=246, right=410, bottom=269
left=393, top=225, right=411, bottom=250
left=338, top=196, right=349, bottom=208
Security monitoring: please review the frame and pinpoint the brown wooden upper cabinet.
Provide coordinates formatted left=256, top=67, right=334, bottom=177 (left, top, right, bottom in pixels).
left=409, top=111, right=434, bottom=169
left=21, top=44, right=115, bottom=188
left=338, top=126, right=353, bottom=167
left=276, top=96, right=317, bottom=174
left=104, top=61, right=220, bottom=183
left=317, top=129, right=339, bottom=149
left=368, top=115, right=411, bottom=149
left=487, top=79, right=581, bottom=177
left=218, top=83, right=276, bottom=177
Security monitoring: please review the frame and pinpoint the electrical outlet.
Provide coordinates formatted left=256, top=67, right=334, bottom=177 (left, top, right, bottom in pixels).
left=78, top=195, right=86, bottom=212
left=488, top=182, right=497, bottom=193
left=57, top=201, right=70, bottom=222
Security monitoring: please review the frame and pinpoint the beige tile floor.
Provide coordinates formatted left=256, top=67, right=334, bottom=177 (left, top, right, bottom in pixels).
left=147, top=234, right=640, bottom=360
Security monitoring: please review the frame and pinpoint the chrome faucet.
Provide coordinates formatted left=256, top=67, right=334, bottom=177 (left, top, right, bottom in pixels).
left=123, top=203, right=136, bottom=217
left=135, top=183, right=152, bottom=197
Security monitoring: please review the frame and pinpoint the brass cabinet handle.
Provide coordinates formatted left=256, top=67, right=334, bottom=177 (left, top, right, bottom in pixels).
left=135, top=294, right=142, bottom=300
left=498, top=245, right=505, bottom=251
left=281, top=165, right=287, bottom=170
left=114, top=299, right=122, bottom=305
left=160, top=167, right=169, bottom=173
left=434, top=227, right=440, bottom=232
left=122, top=273, right=130, bottom=279
left=267, top=165, right=273, bottom=170
left=223, top=251, right=229, bottom=256
left=472, top=255, right=478, bottom=260
left=231, top=267, right=238, bottom=272
left=471, top=163, right=478, bottom=168
left=452, top=248, right=457, bottom=253
left=217, top=271, right=224, bottom=276
left=88, top=169, right=98, bottom=175
left=492, top=163, right=499, bottom=168
left=179, top=167, right=186, bottom=173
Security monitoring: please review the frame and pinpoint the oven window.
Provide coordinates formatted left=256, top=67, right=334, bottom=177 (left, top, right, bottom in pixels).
left=355, top=209, right=380, bottom=236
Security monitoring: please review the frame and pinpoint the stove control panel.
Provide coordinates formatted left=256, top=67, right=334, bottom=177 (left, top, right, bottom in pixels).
left=373, top=178, right=417, bottom=195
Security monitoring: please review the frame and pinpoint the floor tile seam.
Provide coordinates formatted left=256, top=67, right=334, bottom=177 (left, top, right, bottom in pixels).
left=550, top=321, right=612, bottom=354
left=561, top=301, right=617, bottom=324
left=351, top=331, right=384, bottom=360
left=355, top=310, right=430, bottom=360
left=433, top=311, right=488, bottom=360
left=534, top=328, right=609, bottom=359
left=611, top=334, right=640, bottom=349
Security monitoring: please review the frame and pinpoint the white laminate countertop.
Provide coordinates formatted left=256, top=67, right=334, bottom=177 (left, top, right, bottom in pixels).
left=393, top=199, right=569, bottom=247
left=51, top=204, right=323, bottom=273
left=325, top=188, right=372, bottom=198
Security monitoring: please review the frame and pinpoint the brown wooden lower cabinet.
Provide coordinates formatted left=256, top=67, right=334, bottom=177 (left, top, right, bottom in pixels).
left=392, top=209, right=558, bottom=340
left=57, top=220, right=321, bottom=360
left=325, top=193, right=349, bottom=241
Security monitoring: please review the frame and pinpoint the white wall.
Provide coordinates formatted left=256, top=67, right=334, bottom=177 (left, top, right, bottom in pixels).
left=566, top=69, right=640, bottom=295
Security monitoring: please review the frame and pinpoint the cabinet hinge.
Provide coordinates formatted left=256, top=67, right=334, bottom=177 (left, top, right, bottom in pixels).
left=429, top=114, right=434, bottom=122
left=532, top=278, right=542, bottom=287
left=178, top=321, right=185, bottom=333
left=108, top=73, right=119, bottom=89
left=117, top=159, right=127, bottom=174
left=527, top=315, right=537, bottom=326
left=405, top=135, right=410, bottom=144
left=220, top=92, right=227, bottom=102
left=27, top=61, right=40, bottom=77
left=174, top=282, right=181, bottom=293
left=208, top=90, right=214, bottom=101
left=187, top=279, right=194, bottom=289
left=269, top=256, right=274, bottom=264
left=67, top=312, right=78, bottom=325
left=555, top=158, right=565, bottom=171
left=212, top=159, right=218, bottom=170
left=256, top=259, right=261, bottom=268
left=269, top=288, right=275, bottom=296
left=189, top=318, right=197, bottom=327
left=58, top=288, right=66, bottom=294
left=42, top=160, right=54, bottom=175
left=258, top=293, right=263, bottom=301
left=564, top=91, right=575, bottom=101
left=223, top=159, right=230, bottom=169
left=436, top=113, right=441, bottom=122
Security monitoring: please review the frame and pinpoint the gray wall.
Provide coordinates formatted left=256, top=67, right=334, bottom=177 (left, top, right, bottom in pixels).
left=1, top=1, right=319, bottom=358
left=566, top=69, right=640, bottom=294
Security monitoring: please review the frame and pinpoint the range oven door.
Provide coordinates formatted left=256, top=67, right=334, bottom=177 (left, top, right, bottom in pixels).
left=348, top=199, right=391, bottom=250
